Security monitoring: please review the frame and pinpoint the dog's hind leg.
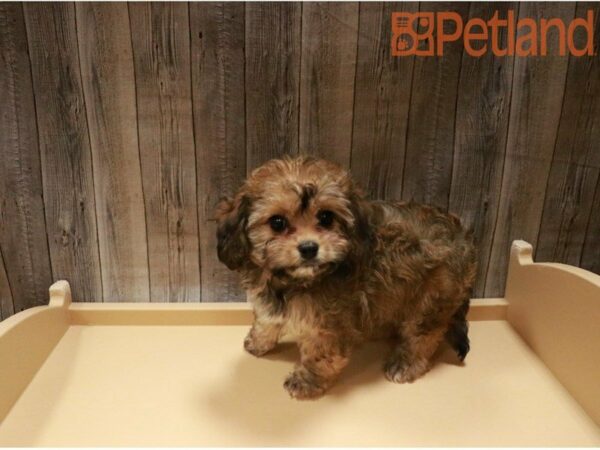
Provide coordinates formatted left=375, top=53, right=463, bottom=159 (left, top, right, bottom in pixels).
left=444, top=298, right=470, bottom=361
left=384, top=324, right=446, bottom=384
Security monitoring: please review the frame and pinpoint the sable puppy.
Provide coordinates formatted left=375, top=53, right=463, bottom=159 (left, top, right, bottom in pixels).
left=216, top=156, right=477, bottom=399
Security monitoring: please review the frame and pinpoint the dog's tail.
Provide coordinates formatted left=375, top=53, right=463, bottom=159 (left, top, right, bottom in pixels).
left=445, top=298, right=470, bottom=361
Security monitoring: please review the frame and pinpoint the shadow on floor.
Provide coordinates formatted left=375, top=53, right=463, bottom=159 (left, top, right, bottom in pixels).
left=201, top=336, right=465, bottom=441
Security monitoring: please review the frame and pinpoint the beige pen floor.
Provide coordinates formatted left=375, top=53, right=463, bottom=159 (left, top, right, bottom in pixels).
left=0, top=320, right=598, bottom=446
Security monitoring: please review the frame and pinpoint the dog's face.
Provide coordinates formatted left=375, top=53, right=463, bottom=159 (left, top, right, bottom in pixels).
left=216, top=157, right=367, bottom=283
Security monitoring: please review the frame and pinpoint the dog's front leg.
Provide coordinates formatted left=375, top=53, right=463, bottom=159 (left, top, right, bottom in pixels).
left=244, top=287, right=285, bottom=356
left=244, top=312, right=283, bottom=357
left=284, top=333, right=351, bottom=399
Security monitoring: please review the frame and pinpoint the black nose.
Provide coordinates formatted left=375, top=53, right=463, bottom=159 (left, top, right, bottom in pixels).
left=298, top=241, right=319, bottom=260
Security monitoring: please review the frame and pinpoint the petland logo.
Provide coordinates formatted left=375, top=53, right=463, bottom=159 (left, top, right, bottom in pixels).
left=392, top=10, right=595, bottom=56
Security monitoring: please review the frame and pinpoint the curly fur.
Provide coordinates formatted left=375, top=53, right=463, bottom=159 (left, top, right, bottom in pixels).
left=216, top=156, right=477, bottom=399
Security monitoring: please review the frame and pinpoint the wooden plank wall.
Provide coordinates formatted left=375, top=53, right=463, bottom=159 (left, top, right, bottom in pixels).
left=129, top=3, right=200, bottom=302
left=0, top=3, right=53, bottom=313
left=0, top=2, right=598, bottom=315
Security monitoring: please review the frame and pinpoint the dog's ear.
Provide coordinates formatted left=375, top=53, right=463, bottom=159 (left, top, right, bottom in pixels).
left=348, top=186, right=372, bottom=242
left=346, top=185, right=374, bottom=265
left=215, top=194, right=252, bottom=270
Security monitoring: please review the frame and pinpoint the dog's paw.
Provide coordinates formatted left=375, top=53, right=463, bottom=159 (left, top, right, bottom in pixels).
left=243, top=333, right=275, bottom=357
left=283, top=370, right=326, bottom=399
left=384, top=357, right=429, bottom=384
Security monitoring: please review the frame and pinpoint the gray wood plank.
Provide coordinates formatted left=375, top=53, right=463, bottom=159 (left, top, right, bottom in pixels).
left=245, top=2, right=301, bottom=170
left=129, top=3, right=201, bottom=302
left=0, top=3, right=53, bottom=312
left=581, top=177, right=600, bottom=274
left=23, top=2, right=103, bottom=303
left=299, top=2, right=359, bottom=168
left=485, top=3, right=576, bottom=297
left=402, top=2, right=470, bottom=209
left=536, top=2, right=600, bottom=267
left=448, top=2, right=516, bottom=297
left=350, top=2, right=417, bottom=200
left=190, top=2, right=246, bottom=302
left=0, top=248, right=14, bottom=320
left=76, top=3, right=150, bottom=302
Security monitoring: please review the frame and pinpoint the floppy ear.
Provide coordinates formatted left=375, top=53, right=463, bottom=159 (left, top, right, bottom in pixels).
left=215, top=195, right=252, bottom=271
left=348, top=186, right=373, bottom=243
left=345, top=185, right=374, bottom=267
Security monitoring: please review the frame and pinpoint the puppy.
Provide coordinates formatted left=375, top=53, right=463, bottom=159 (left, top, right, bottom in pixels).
left=216, top=156, right=477, bottom=399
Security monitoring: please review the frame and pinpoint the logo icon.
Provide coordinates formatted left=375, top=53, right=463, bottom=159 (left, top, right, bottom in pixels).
left=391, top=12, right=435, bottom=56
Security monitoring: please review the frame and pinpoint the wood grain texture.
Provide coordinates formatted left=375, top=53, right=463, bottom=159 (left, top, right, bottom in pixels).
left=536, top=2, right=600, bottom=266
left=350, top=2, right=417, bottom=200
left=23, top=2, right=103, bottom=302
left=76, top=3, right=150, bottom=302
left=448, top=2, right=516, bottom=297
left=245, top=2, right=301, bottom=170
left=0, top=249, right=14, bottom=320
left=581, top=177, right=600, bottom=274
left=402, top=2, right=469, bottom=209
left=299, top=2, right=359, bottom=168
left=129, top=3, right=200, bottom=302
left=190, top=2, right=246, bottom=302
left=0, top=3, right=53, bottom=312
left=1, top=2, right=600, bottom=313
left=402, top=2, right=470, bottom=209
left=485, top=3, right=576, bottom=296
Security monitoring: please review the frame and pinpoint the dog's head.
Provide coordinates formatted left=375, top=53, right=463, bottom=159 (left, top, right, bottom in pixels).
left=215, top=156, right=371, bottom=283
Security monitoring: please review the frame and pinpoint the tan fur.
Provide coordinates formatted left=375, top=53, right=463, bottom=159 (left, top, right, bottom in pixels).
left=216, top=156, right=477, bottom=399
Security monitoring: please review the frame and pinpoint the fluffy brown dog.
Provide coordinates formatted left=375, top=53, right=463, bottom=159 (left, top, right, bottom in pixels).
left=216, top=156, right=477, bottom=399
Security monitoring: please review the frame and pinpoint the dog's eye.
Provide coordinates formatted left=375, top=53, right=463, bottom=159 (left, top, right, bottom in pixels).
left=317, top=210, right=335, bottom=228
left=268, top=215, right=287, bottom=232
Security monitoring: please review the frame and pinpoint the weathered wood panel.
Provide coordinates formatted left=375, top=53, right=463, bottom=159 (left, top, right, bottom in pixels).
left=449, top=2, right=516, bottom=297
left=350, top=2, right=417, bottom=200
left=299, top=2, right=359, bottom=168
left=129, top=3, right=200, bottom=302
left=0, top=250, right=14, bottom=320
left=190, top=2, right=246, bottom=302
left=581, top=178, right=600, bottom=274
left=485, top=3, right=576, bottom=296
left=402, top=2, right=470, bottom=209
left=245, top=3, right=301, bottom=170
left=536, top=2, right=600, bottom=266
left=0, top=3, right=53, bottom=311
left=76, top=3, right=150, bottom=302
left=1, top=1, right=600, bottom=316
left=23, top=2, right=103, bottom=302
